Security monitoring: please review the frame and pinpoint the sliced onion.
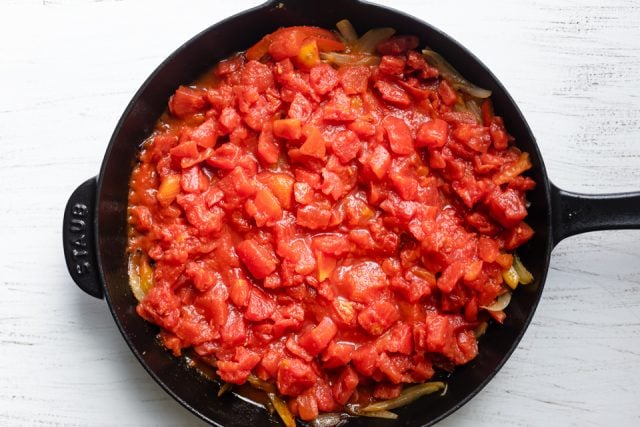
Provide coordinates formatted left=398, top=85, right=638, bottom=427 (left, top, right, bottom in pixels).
left=352, top=28, right=396, bottom=54
left=502, top=265, right=520, bottom=290
left=481, top=291, right=512, bottom=312
left=360, top=382, right=446, bottom=412
left=268, top=393, right=296, bottom=427
left=336, top=19, right=358, bottom=43
left=346, top=404, right=398, bottom=419
left=320, top=52, right=381, bottom=67
left=311, top=413, right=346, bottom=427
left=513, top=255, right=534, bottom=285
left=466, top=99, right=483, bottom=123
left=128, top=252, right=145, bottom=302
left=217, top=382, right=232, bottom=397
left=474, top=321, right=488, bottom=338
left=247, top=374, right=277, bottom=393
left=422, top=49, right=492, bottom=98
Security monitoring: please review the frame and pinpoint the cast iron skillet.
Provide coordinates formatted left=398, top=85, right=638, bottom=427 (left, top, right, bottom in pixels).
left=62, top=0, right=640, bottom=425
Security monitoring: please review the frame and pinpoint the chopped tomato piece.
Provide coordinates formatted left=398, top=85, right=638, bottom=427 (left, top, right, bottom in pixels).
left=416, top=118, right=449, bottom=149
left=273, top=118, right=302, bottom=140
left=236, top=239, right=277, bottom=279
left=383, top=115, right=414, bottom=155
left=298, top=317, right=338, bottom=356
left=169, top=86, right=207, bottom=118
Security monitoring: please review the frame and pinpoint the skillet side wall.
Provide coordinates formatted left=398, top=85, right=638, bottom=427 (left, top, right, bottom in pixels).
left=96, top=1, right=552, bottom=426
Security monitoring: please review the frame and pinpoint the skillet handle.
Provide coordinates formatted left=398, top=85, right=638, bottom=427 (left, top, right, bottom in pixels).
left=551, top=182, right=640, bottom=246
left=62, top=177, right=103, bottom=299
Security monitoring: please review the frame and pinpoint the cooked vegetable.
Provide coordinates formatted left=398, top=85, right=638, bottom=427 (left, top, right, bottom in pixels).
left=474, top=321, right=488, bottom=338
left=346, top=404, right=398, bottom=419
left=129, top=252, right=153, bottom=302
left=217, top=382, right=233, bottom=397
left=360, top=382, right=446, bottom=412
left=320, top=52, right=381, bottom=67
left=311, top=413, right=346, bottom=427
left=247, top=374, right=277, bottom=393
left=268, top=393, right=296, bottom=427
left=336, top=19, right=358, bottom=43
left=422, top=48, right=492, bottom=98
left=351, top=27, right=395, bottom=53
left=481, top=291, right=512, bottom=312
left=513, top=255, right=534, bottom=285
left=128, top=253, right=143, bottom=302
left=156, top=174, right=181, bottom=206
left=502, top=265, right=520, bottom=290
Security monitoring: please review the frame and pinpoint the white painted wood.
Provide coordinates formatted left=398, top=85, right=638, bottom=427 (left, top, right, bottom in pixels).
left=1, top=0, right=639, bottom=425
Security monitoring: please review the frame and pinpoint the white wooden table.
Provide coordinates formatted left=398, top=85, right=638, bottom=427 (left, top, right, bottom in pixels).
left=1, top=0, right=639, bottom=425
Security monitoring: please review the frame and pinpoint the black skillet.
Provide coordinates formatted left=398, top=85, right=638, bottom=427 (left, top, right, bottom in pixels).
left=61, top=0, right=640, bottom=425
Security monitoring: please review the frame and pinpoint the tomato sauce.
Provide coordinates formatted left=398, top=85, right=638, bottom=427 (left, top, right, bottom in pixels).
left=128, top=26, right=534, bottom=421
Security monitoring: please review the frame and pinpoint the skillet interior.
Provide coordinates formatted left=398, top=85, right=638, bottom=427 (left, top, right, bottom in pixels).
left=96, top=1, right=553, bottom=425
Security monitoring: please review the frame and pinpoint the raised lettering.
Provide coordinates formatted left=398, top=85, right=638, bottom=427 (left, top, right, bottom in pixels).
left=72, top=248, right=88, bottom=258
left=70, top=218, right=86, bottom=233
left=75, top=261, right=91, bottom=276
left=72, top=235, right=87, bottom=248
left=72, top=204, right=88, bottom=218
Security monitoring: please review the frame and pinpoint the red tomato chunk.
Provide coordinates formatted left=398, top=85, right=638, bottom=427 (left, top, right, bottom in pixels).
left=128, top=25, right=535, bottom=421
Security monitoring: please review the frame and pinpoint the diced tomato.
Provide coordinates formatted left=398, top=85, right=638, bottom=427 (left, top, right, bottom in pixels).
left=373, top=383, right=403, bottom=400
left=241, top=60, right=275, bottom=92
left=229, top=277, right=250, bottom=307
left=383, top=115, right=414, bottom=155
left=273, top=118, right=302, bottom=140
left=338, top=261, right=388, bottom=304
left=366, top=145, right=392, bottom=179
left=207, top=143, right=241, bottom=170
left=310, top=63, right=339, bottom=95
left=339, top=66, right=371, bottom=95
left=299, top=127, right=326, bottom=159
left=374, top=80, right=411, bottom=107
left=437, top=261, right=466, bottom=293
left=170, top=140, right=199, bottom=159
left=485, top=187, right=528, bottom=228
left=478, top=236, right=500, bottom=263
left=330, top=129, right=361, bottom=163
left=220, top=308, right=246, bottom=347
left=357, top=300, right=400, bottom=336
left=416, top=118, right=449, bottom=149
left=295, top=392, right=319, bottom=421
left=217, top=347, right=261, bottom=384
left=297, top=204, right=331, bottom=230
left=191, top=118, right=218, bottom=148
left=351, top=343, right=378, bottom=376
left=504, top=221, right=534, bottom=250
left=236, top=239, right=277, bottom=279
left=437, top=79, right=458, bottom=106
left=379, top=55, right=406, bottom=76
left=321, top=341, right=354, bottom=368
left=218, top=107, right=241, bottom=134
left=169, top=86, right=208, bottom=118
left=332, top=365, right=359, bottom=405
left=248, top=186, right=283, bottom=226
left=298, top=317, right=338, bottom=356
left=194, top=282, right=228, bottom=326
left=288, top=93, right=313, bottom=122
left=245, top=287, right=277, bottom=321
left=257, top=172, right=294, bottom=210
left=377, top=35, right=419, bottom=55
left=257, top=123, right=280, bottom=165
left=277, top=358, right=317, bottom=396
